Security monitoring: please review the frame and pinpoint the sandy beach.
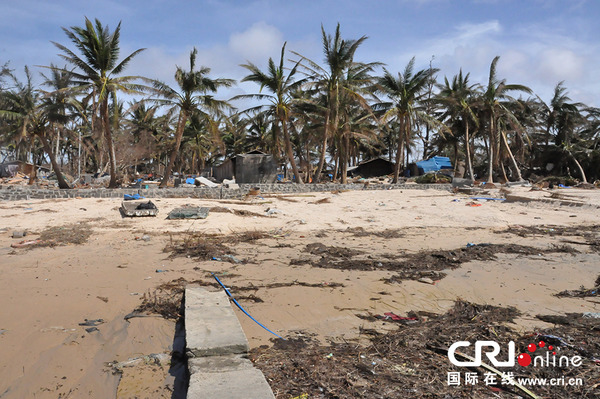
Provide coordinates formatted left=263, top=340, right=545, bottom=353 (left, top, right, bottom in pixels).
left=0, top=186, right=599, bottom=398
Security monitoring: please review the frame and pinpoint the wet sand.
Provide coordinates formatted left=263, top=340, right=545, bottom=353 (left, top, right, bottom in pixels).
left=0, top=187, right=599, bottom=398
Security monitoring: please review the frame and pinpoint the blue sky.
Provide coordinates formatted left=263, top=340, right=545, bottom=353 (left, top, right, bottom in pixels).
left=1, top=0, right=598, bottom=107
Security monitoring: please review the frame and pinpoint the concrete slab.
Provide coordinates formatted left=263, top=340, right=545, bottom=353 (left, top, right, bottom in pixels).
left=185, top=288, right=249, bottom=357
left=185, top=288, right=275, bottom=399
left=188, top=357, right=275, bottom=399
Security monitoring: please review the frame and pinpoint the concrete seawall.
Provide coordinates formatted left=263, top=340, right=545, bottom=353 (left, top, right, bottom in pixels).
left=0, top=183, right=452, bottom=201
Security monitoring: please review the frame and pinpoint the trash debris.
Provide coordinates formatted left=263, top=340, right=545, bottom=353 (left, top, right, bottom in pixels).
left=265, top=208, right=284, bottom=216
left=79, top=319, right=104, bottom=327
left=96, top=296, right=109, bottom=303
left=120, top=200, right=158, bottom=217
left=222, top=254, right=242, bottom=264
left=195, top=176, right=219, bottom=188
left=465, top=201, right=482, bottom=207
left=417, top=277, right=435, bottom=285
left=85, top=327, right=99, bottom=333
left=124, top=311, right=155, bottom=321
left=135, top=235, right=151, bottom=241
left=107, top=353, right=170, bottom=372
left=123, top=193, right=145, bottom=200
left=11, top=239, right=48, bottom=249
left=155, top=269, right=168, bottom=273
left=11, top=231, right=27, bottom=239
left=167, top=207, right=209, bottom=220
left=582, top=312, right=600, bottom=319
left=470, top=197, right=506, bottom=201
left=374, top=312, right=419, bottom=324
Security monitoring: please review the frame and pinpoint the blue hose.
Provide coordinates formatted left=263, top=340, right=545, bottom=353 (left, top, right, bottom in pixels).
left=212, top=273, right=285, bottom=340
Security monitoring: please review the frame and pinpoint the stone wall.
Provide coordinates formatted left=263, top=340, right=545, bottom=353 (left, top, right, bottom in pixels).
left=0, top=183, right=452, bottom=201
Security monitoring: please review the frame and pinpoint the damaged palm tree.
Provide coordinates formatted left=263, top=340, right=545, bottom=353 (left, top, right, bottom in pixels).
left=154, top=48, right=234, bottom=188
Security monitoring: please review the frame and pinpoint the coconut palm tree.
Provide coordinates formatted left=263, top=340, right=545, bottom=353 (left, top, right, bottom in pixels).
left=39, top=64, right=81, bottom=171
left=480, top=56, right=532, bottom=183
left=0, top=67, right=71, bottom=188
left=437, top=69, right=480, bottom=179
left=292, top=24, right=373, bottom=183
left=236, top=43, right=304, bottom=183
left=375, top=57, right=440, bottom=183
left=153, top=47, right=234, bottom=187
left=52, top=17, right=146, bottom=187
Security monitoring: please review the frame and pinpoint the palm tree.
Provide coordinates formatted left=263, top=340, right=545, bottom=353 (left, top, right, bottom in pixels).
left=153, top=47, right=234, bottom=187
left=39, top=64, right=80, bottom=171
left=480, top=56, right=532, bottom=183
left=375, top=57, right=439, bottom=183
left=292, top=24, right=372, bottom=183
left=0, top=67, right=71, bottom=188
left=236, top=43, right=304, bottom=183
left=52, top=17, right=146, bottom=187
left=437, top=69, right=479, bottom=179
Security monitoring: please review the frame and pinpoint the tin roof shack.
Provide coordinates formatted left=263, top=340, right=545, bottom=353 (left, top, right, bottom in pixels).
left=214, top=151, right=278, bottom=183
left=347, top=158, right=395, bottom=178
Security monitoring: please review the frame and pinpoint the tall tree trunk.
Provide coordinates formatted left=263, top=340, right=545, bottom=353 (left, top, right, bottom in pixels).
left=101, top=100, right=119, bottom=188
left=160, top=111, right=188, bottom=188
left=464, top=121, right=474, bottom=180
left=502, top=131, right=523, bottom=181
left=486, top=115, right=495, bottom=183
left=281, top=118, right=303, bottom=184
left=313, top=113, right=330, bottom=183
left=27, top=137, right=36, bottom=185
left=38, top=133, right=71, bottom=189
left=340, top=134, right=349, bottom=184
left=392, top=119, right=405, bottom=184
left=565, top=149, right=587, bottom=183
left=333, top=151, right=339, bottom=182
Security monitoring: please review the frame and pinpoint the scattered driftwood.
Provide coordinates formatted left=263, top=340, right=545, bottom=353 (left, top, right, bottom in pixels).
left=251, top=301, right=599, bottom=398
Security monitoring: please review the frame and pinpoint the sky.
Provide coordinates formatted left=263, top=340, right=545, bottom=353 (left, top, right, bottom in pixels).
left=1, top=0, right=598, bottom=109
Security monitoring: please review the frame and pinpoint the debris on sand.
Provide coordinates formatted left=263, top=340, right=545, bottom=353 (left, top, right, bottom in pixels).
left=291, top=242, right=579, bottom=283
left=347, top=227, right=404, bottom=238
left=251, top=301, right=599, bottom=399
left=555, top=274, right=600, bottom=298
left=167, top=207, right=209, bottom=220
left=209, top=206, right=266, bottom=217
left=12, top=223, right=93, bottom=249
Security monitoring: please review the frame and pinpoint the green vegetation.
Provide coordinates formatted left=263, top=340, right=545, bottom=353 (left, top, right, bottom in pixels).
left=1, top=19, right=599, bottom=186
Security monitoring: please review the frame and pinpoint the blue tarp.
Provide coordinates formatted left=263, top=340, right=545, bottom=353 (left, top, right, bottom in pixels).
left=124, top=194, right=145, bottom=200
left=185, top=177, right=195, bottom=184
left=416, top=156, right=453, bottom=174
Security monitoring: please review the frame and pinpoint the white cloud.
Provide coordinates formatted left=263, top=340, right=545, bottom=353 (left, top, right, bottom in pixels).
left=381, top=18, right=599, bottom=106
left=229, top=22, right=284, bottom=63
left=536, top=48, right=585, bottom=83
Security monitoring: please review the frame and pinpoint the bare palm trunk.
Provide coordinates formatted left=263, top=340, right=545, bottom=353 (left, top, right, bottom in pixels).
left=502, top=131, right=523, bottom=181
left=101, top=100, right=119, bottom=188
left=487, top=116, right=495, bottom=183
left=500, top=161, right=509, bottom=182
left=465, top=122, right=474, bottom=180
left=160, top=111, right=188, bottom=188
left=38, top=132, right=71, bottom=189
left=281, top=119, right=303, bottom=184
left=392, top=120, right=405, bottom=184
left=341, top=134, right=349, bottom=184
left=313, top=114, right=330, bottom=183
left=565, top=149, right=587, bottom=183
